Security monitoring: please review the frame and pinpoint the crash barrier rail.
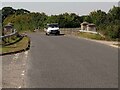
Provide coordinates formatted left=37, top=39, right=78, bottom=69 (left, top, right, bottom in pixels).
left=0, top=30, right=18, bottom=39
left=0, top=29, right=21, bottom=45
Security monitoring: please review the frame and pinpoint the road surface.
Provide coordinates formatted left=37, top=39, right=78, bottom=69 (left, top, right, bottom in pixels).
left=25, top=33, right=118, bottom=88
left=2, top=51, right=28, bottom=88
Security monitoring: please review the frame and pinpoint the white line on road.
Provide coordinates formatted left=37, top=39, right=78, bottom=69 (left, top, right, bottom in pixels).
left=18, top=86, right=21, bottom=88
left=13, top=53, right=20, bottom=60
left=24, top=51, right=28, bottom=58
left=24, top=51, right=28, bottom=55
left=21, top=73, right=24, bottom=76
left=22, top=71, right=25, bottom=73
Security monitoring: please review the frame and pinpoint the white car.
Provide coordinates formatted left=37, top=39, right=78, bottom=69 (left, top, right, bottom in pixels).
left=45, top=23, right=60, bottom=35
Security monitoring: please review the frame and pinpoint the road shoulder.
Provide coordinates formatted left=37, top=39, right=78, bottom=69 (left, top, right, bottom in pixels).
left=67, top=35, right=119, bottom=48
left=2, top=51, right=29, bottom=88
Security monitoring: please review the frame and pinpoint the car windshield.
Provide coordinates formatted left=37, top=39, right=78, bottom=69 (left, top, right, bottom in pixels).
left=48, top=24, right=59, bottom=28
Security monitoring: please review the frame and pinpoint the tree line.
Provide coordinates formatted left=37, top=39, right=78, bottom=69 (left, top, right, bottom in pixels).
left=1, top=6, right=120, bottom=40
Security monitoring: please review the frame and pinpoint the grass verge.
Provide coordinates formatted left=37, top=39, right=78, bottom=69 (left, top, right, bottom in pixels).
left=78, top=32, right=105, bottom=40
left=0, top=36, right=30, bottom=54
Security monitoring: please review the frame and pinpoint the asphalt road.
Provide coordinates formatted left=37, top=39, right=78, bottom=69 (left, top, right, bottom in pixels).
left=26, top=33, right=118, bottom=88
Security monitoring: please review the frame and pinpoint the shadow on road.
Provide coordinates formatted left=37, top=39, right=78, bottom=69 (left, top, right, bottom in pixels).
left=46, top=34, right=65, bottom=36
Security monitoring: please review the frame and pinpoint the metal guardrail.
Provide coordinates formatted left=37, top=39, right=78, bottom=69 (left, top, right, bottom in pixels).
left=0, top=29, right=20, bottom=46
left=0, top=29, right=18, bottom=39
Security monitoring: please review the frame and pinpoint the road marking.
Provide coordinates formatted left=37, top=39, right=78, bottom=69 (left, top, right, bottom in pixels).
left=13, top=53, right=19, bottom=60
left=18, top=86, right=21, bottom=88
left=21, top=70, right=25, bottom=76
left=24, top=51, right=28, bottom=58
left=21, top=73, right=24, bottom=76
left=22, top=71, right=25, bottom=73
left=24, top=51, right=28, bottom=55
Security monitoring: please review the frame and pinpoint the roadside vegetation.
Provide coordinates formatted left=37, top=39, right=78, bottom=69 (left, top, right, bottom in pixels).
left=1, top=35, right=21, bottom=45
left=1, top=6, right=120, bottom=41
left=0, top=36, right=29, bottom=54
left=78, top=32, right=105, bottom=40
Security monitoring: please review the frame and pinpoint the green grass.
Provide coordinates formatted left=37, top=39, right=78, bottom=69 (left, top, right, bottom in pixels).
left=0, top=36, right=21, bottom=45
left=78, top=32, right=105, bottom=40
left=0, top=36, right=29, bottom=54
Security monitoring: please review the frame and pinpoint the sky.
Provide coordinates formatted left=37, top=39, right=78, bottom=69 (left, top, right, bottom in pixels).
left=1, top=2, right=119, bottom=16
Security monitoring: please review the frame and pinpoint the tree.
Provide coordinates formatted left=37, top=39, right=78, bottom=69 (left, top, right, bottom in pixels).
left=2, top=7, right=16, bottom=22
left=89, top=10, right=107, bottom=26
left=107, top=6, right=120, bottom=23
left=82, top=15, right=92, bottom=23
left=15, top=9, right=30, bottom=15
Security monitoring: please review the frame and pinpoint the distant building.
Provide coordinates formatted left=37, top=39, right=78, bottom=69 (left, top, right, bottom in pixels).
left=87, top=24, right=96, bottom=32
left=80, top=22, right=89, bottom=30
left=80, top=22, right=97, bottom=34
left=80, top=22, right=96, bottom=32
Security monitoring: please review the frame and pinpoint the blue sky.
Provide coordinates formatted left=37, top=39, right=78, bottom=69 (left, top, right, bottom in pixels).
left=2, top=2, right=118, bottom=16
